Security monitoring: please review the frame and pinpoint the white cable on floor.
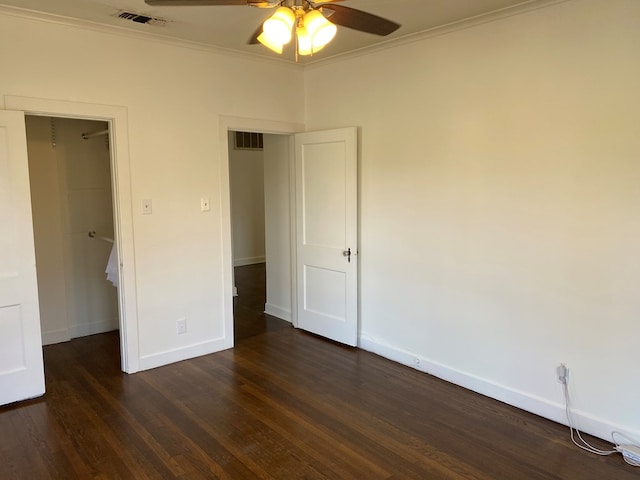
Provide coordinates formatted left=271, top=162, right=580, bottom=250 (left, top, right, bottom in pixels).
left=560, top=370, right=639, bottom=467
left=612, top=431, right=640, bottom=467
left=561, top=382, right=617, bottom=456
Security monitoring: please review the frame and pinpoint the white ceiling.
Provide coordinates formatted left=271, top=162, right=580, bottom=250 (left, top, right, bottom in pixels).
left=0, top=0, right=551, bottom=63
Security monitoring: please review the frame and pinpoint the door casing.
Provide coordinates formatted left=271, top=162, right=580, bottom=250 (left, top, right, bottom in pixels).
left=219, top=116, right=304, bottom=345
left=5, top=95, right=139, bottom=373
left=219, top=116, right=359, bottom=348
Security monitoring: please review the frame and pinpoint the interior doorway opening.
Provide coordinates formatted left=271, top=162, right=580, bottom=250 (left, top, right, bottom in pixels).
left=25, top=115, right=120, bottom=356
left=227, top=129, right=294, bottom=341
left=221, top=119, right=359, bottom=348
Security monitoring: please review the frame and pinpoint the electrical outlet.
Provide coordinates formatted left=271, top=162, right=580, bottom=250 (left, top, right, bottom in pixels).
left=176, top=318, right=187, bottom=335
left=557, top=363, right=568, bottom=384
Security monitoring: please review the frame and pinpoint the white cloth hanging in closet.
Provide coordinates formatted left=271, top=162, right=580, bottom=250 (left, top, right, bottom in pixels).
left=105, top=243, right=118, bottom=288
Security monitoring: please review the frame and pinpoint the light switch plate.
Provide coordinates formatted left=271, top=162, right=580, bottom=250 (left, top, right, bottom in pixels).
left=201, top=197, right=210, bottom=212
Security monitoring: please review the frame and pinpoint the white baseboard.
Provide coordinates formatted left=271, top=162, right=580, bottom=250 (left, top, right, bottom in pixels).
left=264, top=303, right=291, bottom=322
left=69, top=319, right=119, bottom=339
left=138, top=337, right=231, bottom=371
left=233, top=256, right=265, bottom=267
left=42, top=328, right=70, bottom=346
left=359, top=332, right=639, bottom=442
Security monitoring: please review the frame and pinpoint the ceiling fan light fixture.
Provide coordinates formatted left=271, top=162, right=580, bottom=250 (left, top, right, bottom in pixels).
left=254, top=5, right=340, bottom=57
left=146, top=0, right=401, bottom=59
left=303, top=9, right=336, bottom=49
left=262, top=6, right=295, bottom=45
left=296, top=26, right=315, bottom=56
left=296, top=26, right=312, bottom=56
left=257, top=32, right=284, bottom=53
left=296, top=25, right=327, bottom=56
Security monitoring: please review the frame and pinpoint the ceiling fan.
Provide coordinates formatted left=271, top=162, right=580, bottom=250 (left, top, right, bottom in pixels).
left=144, top=0, right=401, bottom=58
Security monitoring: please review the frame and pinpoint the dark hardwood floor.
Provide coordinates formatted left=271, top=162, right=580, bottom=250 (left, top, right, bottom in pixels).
left=1, top=263, right=635, bottom=479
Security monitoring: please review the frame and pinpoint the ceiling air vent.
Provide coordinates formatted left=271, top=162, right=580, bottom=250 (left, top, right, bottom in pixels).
left=114, top=10, right=167, bottom=26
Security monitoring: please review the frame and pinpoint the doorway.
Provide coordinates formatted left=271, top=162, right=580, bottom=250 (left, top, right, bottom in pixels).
left=25, top=116, right=120, bottom=350
left=3, top=95, right=138, bottom=377
left=228, top=130, right=294, bottom=339
left=221, top=118, right=359, bottom=348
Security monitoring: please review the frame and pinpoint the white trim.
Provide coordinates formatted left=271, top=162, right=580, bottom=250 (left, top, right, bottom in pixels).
left=287, top=135, right=298, bottom=328
left=0, top=1, right=569, bottom=69
left=264, top=303, right=291, bottom=322
left=138, top=338, right=227, bottom=371
left=5, top=95, right=140, bottom=374
left=69, top=321, right=118, bottom=340
left=233, top=256, right=265, bottom=267
left=41, top=328, right=70, bottom=346
left=0, top=5, right=299, bottom=68
left=305, top=0, right=572, bottom=68
left=359, top=332, right=640, bottom=442
left=219, top=115, right=304, bottom=350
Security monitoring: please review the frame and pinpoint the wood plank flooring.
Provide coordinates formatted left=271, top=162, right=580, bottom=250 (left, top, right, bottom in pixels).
left=1, top=263, right=636, bottom=479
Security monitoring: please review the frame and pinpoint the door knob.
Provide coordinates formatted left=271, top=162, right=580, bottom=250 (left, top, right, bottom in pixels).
left=343, top=248, right=351, bottom=263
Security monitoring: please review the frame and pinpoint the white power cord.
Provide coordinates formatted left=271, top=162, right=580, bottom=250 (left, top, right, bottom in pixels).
left=613, top=432, right=640, bottom=467
left=559, top=365, right=639, bottom=467
left=560, top=381, right=617, bottom=456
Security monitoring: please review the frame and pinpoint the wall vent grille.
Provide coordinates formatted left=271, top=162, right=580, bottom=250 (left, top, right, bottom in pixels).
left=234, top=131, right=264, bottom=151
left=114, top=10, right=167, bottom=26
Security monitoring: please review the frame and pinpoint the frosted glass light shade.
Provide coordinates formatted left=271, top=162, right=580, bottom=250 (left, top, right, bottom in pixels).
left=257, top=7, right=336, bottom=56
left=257, top=32, right=283, bottom=54
left=296, top=26, right=326, bottom=56
left=262, top=7, right=295, bottom=45
left=296, top=26, right=312, bottom=56
left=304, top=10, right=336, bottom=49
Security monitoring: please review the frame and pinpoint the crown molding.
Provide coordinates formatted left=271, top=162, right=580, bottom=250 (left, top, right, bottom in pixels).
left=0, top=4, right=300, bottom=69
left=0, top=0, right=573, bottom=71
left=303, top=0, right=573, bottom=69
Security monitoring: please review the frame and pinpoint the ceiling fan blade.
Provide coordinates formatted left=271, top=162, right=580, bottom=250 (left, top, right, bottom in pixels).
left=144, top=0, right=249, bottom=6
left=319, top=4, right=400, bottom=36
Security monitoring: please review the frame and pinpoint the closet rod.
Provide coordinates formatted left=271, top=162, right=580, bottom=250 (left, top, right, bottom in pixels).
left=81, top=129, right=109, bottom=140
left=88, top=231, right=114, bottom=243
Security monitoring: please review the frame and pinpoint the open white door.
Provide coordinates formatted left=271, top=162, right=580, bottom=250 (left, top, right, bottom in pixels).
left=0, top=110, right=45, bottom=405
left=295, top=127, right=358, bottom=346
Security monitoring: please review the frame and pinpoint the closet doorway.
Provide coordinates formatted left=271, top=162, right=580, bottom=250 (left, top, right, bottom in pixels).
left=25, top=116, right=120, bottom=349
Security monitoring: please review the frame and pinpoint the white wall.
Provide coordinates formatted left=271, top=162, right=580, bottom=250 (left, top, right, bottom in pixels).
left=26, top=116, right=118, bottom=344
left=0, top=10, right=304, bottom=369
left=229, top=132, right=266, bottom=267
left=304, top=0, right=640, bottom=439
left=263, top=134, right=292, bottom=321
left=57, top=117, right=118, bottom=339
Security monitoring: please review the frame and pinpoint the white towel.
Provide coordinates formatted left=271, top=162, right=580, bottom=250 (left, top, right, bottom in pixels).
left=105, top=243, right=118, bottom=288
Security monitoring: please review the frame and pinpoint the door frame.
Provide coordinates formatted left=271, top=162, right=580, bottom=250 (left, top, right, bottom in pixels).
left=219, top=115, right=304, bottom=345
left=5, top=95, right=140, bottom=373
